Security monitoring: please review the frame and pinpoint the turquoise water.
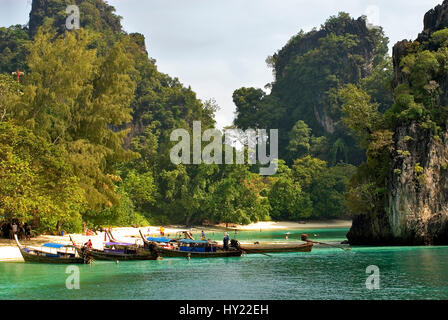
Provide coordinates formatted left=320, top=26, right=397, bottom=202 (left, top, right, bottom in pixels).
left=1, top=228, right=448, bottom=300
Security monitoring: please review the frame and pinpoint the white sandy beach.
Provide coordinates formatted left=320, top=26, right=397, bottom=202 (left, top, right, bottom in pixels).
left=234, top=220, right=352, bottom=230
left=0, top=220, right=352, bottom=261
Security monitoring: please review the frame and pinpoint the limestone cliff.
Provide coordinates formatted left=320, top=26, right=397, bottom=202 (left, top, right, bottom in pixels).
left=348, top=121, right=448, bottom=245
left=270, top=14, right=388, bottom=137
left=347, top=1, right=448, bottom=245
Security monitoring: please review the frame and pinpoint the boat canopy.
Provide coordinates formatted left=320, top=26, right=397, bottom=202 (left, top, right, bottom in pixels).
left=146, top=237, right=171, bottom=243
left=42, top=243, right=67, bottom=249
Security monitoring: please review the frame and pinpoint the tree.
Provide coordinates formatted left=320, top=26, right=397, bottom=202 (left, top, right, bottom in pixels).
left=0, top=74, right=21, bottom=122
left=14, top=26, right=137, bottom=211
left=121, top=170, right=156, bottom=212
left=0, top=122, right=85, bottom=232
left=207, top=165, right=270, bottom=225
left=291, top=156, right=327, bottom=191
left=338, top=84, right=384, bottom=149
left=0, top=25, right=30, bottom=74
left=268, top=176, right=312, bottom=221
left=309, top=163, right=356, bottom=218
left=286, top=120, right=311, bottom=161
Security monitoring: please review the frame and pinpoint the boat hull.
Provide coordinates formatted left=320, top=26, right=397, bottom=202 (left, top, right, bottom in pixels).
left=76, top=247, right=158, bottom=261
left=14, top=235, right=86, bottom=264
left=239, top=242, right=313, bottom=254
left=139, top=230, right=242, bottom=258
left=20, top=250, right=85, bottom=264
left=156, top=246, right=243, bottom=258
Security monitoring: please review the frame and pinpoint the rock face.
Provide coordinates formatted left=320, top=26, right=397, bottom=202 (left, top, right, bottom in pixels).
left=387, top=123, right=448, bottom=244
left=418, top=0, right=448, bottom=42
left=272, top=15, right=384, bottom=136
left=349, top=122, right=448, bottom=245
left=348, top=1, right=448, bottom=245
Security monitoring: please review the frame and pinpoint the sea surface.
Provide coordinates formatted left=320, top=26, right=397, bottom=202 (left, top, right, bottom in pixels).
left=1, top=228, right=448, bottom=300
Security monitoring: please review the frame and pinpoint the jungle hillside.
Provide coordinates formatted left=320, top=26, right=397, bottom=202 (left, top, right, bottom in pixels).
left=0, top=0, right=396, bottom=234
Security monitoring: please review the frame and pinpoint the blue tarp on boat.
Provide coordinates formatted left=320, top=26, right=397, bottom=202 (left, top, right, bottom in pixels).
left=42, top=243, right=66, bottom=249
left=146, top=237, right=171, bottom=243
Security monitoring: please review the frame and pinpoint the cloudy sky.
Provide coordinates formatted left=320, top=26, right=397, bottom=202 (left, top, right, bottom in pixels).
left=0, top=0, right=443, bottom=129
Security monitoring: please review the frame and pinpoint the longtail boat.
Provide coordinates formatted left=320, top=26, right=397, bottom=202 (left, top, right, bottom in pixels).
left=14, top=235, right=88, bottom=264
left=139, top=230, right=243, bottom=258
left=70, top=235, right=159, bottom=261
left=236, top=241, right=313, bottom=254
left=229, top=234, right=314, bottom=254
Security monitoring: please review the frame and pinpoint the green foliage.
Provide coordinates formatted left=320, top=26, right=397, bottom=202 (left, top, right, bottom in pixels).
left=28, top=0, right=122, bottom=36
left=360, top=58, right=394, bottom=113
left=269, top=176, right=312, bottom=220
left=414, top=163, right=424, bottom=174
left=0, top=25, right=30, bottom=74
left=309, top=163, right=356, bottom=218
left=338, top=84, right=384, bottom=148
left=234, top=12, right=390, bottom=166
left=233, top=87, right=284, bottom=131
left=15, top=26, right=138, bottom=211
left=0, top=122, right=85, bottom=232
left=388, top=32, right=448, bottom=131
left=397, top=150, right=411, bottom=156
left=121, top=169, right=156, bottom=212
left=267, top=157, right=355, bottom=220
left=206, top=167, right=270, bottom=225
left=1, top=2, right=389, bottom=233
left=0, top=73, right=22, bottom=122
left=431, top=29, right=448, bottom=47
left=292, top=156, right=327, bottom=191
left=286, top=120, right=311, bottom=160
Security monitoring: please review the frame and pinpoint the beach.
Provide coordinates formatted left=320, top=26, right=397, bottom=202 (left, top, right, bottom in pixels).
left=0, top=220, right=352, bottom=261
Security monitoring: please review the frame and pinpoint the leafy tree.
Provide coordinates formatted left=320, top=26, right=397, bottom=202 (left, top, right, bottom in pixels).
left=291, top=156, right=327, bottom=191
left=309, top=163, right=356, bottom=218
left=268, top=177, right=312, bottom=221
left=0, top=74, right=22, bottom=122
left=0, top=122, right=85, bottom=232
left=14, top=26, right=137, bottom=211
left=286, top=120, right=311, bottom=161
left=121, top=170, right=156, bottom=212
left=0, top=25, right=30, bottom=74
left=338, top=84, right=385, bottom=148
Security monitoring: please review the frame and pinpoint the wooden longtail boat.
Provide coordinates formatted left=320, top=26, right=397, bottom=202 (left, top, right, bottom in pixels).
left=231, top=234, right=313, bottom=254
left=236, top=241, right=313, bottom=254
left=70, top=235, right=159, bottom=261
left=14, top=235, right=88, bottom=264
left=139, top=230, right=243, bottom=258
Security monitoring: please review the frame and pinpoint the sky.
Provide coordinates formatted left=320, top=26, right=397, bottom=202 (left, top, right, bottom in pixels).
left=0, top=0, right=444, bottom=129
